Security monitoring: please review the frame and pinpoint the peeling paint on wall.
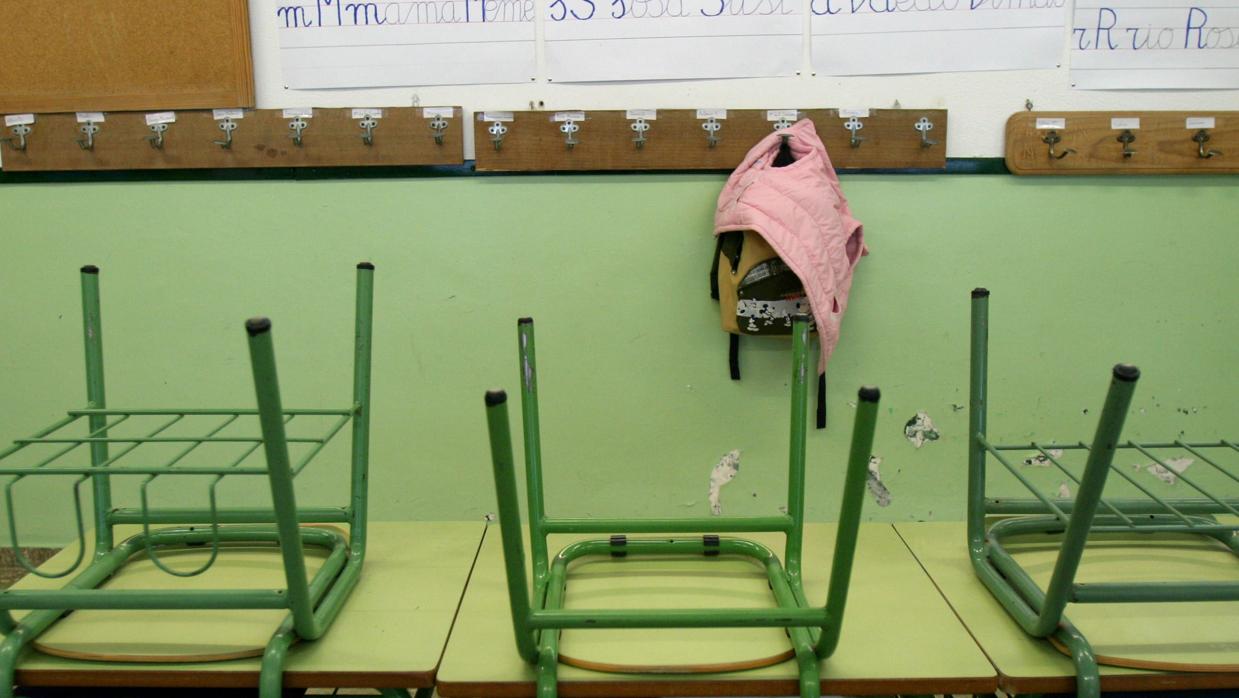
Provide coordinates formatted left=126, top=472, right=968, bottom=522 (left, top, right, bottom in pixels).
left=866, top=455, right=892, bottom=507
left=903, top=411, right=940, bottom=449
left=707, top=449, right=741, bottom=516
left=1135, top=457, right=1194, bottom=485
left=1022, top=449, right=1064, bottom=467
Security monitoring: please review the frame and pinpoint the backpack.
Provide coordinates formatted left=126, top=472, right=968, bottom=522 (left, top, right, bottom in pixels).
left=710, top=229, right=828, bottom=429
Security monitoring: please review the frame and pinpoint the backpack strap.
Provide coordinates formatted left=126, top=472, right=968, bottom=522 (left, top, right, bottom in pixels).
left=709, top=234, right=724, bottom=300
left=729, top=334, right=741, bottom=380
left=816, top=372, right=827, bottom=429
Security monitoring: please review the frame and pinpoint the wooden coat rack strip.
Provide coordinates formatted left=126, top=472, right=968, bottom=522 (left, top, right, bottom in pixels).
left=472, top=109, right=947, bottom=172
left=1006, top=111, right=1238, bottom=175
left=0, top=108, right=465, bottom=171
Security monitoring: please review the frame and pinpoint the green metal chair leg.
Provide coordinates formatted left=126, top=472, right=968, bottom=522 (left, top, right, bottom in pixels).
left=1055, top=623, right=1100, bottom=698
left=259, top=617, right=298, bottom=698
left=790, top=626, right=822, bottom=698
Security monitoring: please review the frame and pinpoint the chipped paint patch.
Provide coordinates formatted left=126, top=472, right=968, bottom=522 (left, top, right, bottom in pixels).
left=903, top=411, right=940, bottom=448
left=1056, top=482, right=1072, bottom=499
left=865, top=456, right=892, bottom=507
left=707, top=449, right=741, bottom=516
left=519, top=334, right=535, bottom=391
left=1022, top=449, right=1064, bottom=467
left=1137, top=457, right=1194, bottom=485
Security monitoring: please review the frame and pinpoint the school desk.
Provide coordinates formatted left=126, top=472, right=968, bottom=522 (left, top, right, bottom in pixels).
left=895, top=521, right=1239, bottom=695
left=7, top=522, right=485, bottom=696
left=435, top=522, right=997, bottom=697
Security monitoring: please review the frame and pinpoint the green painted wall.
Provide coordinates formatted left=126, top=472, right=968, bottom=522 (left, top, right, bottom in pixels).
left=1, top=174, right=1235, bottom=544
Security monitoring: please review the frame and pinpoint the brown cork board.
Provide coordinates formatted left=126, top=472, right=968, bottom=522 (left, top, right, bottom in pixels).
left=1006, top=111, right=1239, bottom=175
left=0, top=0, right=254, bottom=114
left=0, top=108, right=465, bottom=171
left=473, top=109, right=947, bottom=172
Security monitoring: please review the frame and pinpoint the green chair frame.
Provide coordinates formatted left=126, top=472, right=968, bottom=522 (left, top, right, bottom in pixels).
left=483, top=315, right=881, bottom=698
left=967, top=288, right=1239, bottom=698
left=0, top=263, right=377, bottom=698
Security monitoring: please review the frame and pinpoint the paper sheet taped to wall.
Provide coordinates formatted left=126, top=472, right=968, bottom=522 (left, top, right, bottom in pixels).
left=810, top=0, right=1069, bottom=75
left=1070, top=0, right=1239, bottom=89
left=275, top=1, right=536, bottom=88
left=543, top=0, right=801, bottom=82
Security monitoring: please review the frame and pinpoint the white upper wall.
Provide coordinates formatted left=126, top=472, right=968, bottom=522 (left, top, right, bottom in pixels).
left=227, top=4, right=1239, bottom=158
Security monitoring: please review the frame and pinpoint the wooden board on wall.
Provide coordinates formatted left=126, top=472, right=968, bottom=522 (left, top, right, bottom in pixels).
left=0, top=108, right=465, bottom=171
left=0, top=0, right=254, bottom=113
left=1006, top=112, right=1239, bottom=175
left=472, top=109, right=947, bottom=172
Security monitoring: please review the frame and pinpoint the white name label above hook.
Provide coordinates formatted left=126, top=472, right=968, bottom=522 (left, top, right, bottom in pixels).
left=5, top=114, right=35, bottom=127
left=282, top=107, right=314, bottom=118
left=1110, top=117, right=1140, bottom=130
left=213, top=109, right=244, bottom=120
left=352, top=109, right=384, bottom=119
left=423, top=107, right=454, bottom=118
left=838, top=108, right=870, bottom=118
left=553, top=111, right=586, bottom=122
left=626, top=109, right=657, bottom=120
left=75, top=112, right=106, bottom=123
left=1186, top=117, right=1216, bottom=129
left=479, top=111, right=514, bottom=122
left=696, top=108, right=727, bottom=119
left=767, top=109, right=799, bottom=121
left=145, top=112, right=176, bottom=125
left=1035, top=118, right=1066, bottom=130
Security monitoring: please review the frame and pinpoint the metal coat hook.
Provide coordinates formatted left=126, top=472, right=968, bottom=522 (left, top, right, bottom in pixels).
left=1042, top=130, right=1074, bottom=160
left=560, top=119, right=580, bottom=150
left=844, top=116, right=864, bottom=148
left=488, top=121, right=508, bottom=151
left=2, top=124, right=31, bottom=152
left=147, top=122, right=169, bottom=150
left=1117, top=129, right=1136, bottom=159
left=630, top=118, right=650, bottom=150
left=288, top=117, right=308, bottom=147
left=430, top=116, right=449, bottom=145
left=1193, top=129, right=1222, bottom=159
left=213, top=118, right=238, bottom=149
left=77, top=121, right=100, bottom=151
left=702, top=118, right=722, bottom=148
left=773, top=117, right=794, bottom=131
left=914, top=117, right=938, bottom=148
left=358, top=116, right=378, bottom=146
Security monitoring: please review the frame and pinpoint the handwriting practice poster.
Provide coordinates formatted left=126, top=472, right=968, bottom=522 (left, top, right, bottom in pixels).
left=276, top=0, right=536, bottom=87
left=1071, top=0, right=1239, bottom=88
left=544, top=0, right=802, bottom=81
left=811, top=0, right=1068, bottom=75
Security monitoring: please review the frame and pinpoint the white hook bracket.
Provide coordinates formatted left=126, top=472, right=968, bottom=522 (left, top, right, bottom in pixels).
left=844, top=116, right=865, bottom=149
left=703, top=118, right=722, bottom=148
left=77, top=121, right=100, bottom=151
left=914, top=116, right=938, bottom=148
left=214, top=118, right=238, bottom=149
left=359, top=117, right=378, bottom=146
left=2, top=123, right=32, bottom=151
left=288, top=117, right=308, bottom=147
left=630, top=118, right=650, bottom=150
left=560, top=119, right=580, bottom=150
left=147, top=122, right=169, bottom=150
left=430, top=116, right=449, bottom=145
left=489, top=121, right=508, bottom=151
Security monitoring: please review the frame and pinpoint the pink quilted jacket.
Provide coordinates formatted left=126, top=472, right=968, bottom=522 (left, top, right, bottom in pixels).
left=713, top=118, right=867, bottom=373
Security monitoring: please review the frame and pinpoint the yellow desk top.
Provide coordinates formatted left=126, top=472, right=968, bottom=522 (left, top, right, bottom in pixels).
left=436, top=523, right=996, bottom=697
left=10, top=522, right=485, bottom=689
left=895, top=521, right=1239, bottom=695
